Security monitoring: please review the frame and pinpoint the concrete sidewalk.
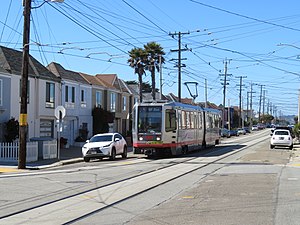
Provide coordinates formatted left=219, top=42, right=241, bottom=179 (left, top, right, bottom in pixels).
left=0, top=146, right=83, bottom=170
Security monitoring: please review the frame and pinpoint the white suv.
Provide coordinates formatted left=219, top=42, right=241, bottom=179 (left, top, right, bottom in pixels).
left=270, top=129, right=293, bottom=150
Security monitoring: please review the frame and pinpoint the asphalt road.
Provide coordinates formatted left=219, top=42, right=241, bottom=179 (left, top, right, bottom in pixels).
left=0, top=129, right=299, bottom=225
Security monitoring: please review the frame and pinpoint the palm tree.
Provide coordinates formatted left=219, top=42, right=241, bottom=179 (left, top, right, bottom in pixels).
left=128, top=47, right=147, bottom=103
left=144, top=42, right=165, bottom=100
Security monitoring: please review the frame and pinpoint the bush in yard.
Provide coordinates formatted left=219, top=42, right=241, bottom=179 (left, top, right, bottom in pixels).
left=4, top=118, right=19, bottom=142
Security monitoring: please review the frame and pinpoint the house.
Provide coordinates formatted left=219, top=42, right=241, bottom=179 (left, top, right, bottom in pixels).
left=0, top=45, right=61, bottom=141
left=95, top=74, right=132, bottom=136
left=47, top=62, right=93, bottom=145
left=0, top=67, right=11, bottom=141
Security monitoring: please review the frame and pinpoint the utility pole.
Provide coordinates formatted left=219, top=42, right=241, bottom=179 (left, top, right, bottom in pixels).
left=236, top=76, right=247, bottom=127
left=19, top=0, right=64, bottom=169
left=220, top=58, right=231, bottom=128
left=262, top=90, right=266, bottom=117
left=170, top=31, right=190, bottom=102
left=205, top=78, right=208, bottom=108
left=228, top=98, right=231, bottom=130
left=298, top=89, right=300, bottom=123
left=249, top=82, right=256, bottom=129
left=258, top=84, right=265, bottom=122
left=19, top=0, right=32, bottom=169
left=246, top=91, right=249, bottom=122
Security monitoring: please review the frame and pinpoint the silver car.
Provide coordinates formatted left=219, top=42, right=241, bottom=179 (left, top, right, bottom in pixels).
left=82, top=133, right=127, bottom=162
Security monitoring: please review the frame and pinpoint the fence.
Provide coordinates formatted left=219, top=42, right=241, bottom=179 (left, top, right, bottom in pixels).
left=0, top=142, right=38, bottom=162
left=43, top=140, right=57, bottom=159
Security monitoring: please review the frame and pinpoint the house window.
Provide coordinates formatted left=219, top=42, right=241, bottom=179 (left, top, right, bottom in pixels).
left=0, top=79, right=2, bottom=106
left=81, top=89, right=86, bottom=108
left=65, top=86, right=75, bottom=103
left=110, top=92, right=117, bottom=112
left=65, top=85, right=75, bottom=108
left=122, top=96, right=127, bottom=111
left=19, top=79, right=30, bottom=103
left=46, top=82, right=55, bottom=108
left=96, top=91, right=102, bottom=108
left=65, top=85, right=68, bottom=102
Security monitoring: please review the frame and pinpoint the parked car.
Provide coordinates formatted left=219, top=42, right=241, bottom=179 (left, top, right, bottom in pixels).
left=252, top=125, right=258, bottom=131
left=271, top=126, right=295, bottom=138
left=244, top=127, right=251, bottom=133
left=237, top=128, right=246, bottom=135
left=229, top=129, right=239, bottom=136
left=270, top=129, right=293, bottom=149
left=220, top=128, right=231, bottom=138
left=82, top=133, right=127, bottom=162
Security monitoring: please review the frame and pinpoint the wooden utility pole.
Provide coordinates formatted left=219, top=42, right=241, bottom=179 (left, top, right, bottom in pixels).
left=19, top=0, right=32, bottom=169
left=220, top=59, right=231, bottom=128
left=258, top=84, right=265, bottom=122
left=236, top=76, right=247, bottom=127
left=170, top=31, right=190, bottom=102
left=249, top=82, right=256, bottom=129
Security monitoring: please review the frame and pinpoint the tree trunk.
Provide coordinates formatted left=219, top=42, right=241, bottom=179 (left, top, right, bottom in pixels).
left=151, top=63, right=156, bottom=100
left=138, top=73, right=143, bottom=103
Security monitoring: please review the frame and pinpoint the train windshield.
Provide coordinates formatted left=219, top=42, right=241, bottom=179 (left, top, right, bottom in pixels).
left=138, top=106, right=162, bottom=133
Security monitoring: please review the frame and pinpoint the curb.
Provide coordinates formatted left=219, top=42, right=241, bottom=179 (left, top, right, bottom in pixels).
left=26, top=158, right=83, bottom=170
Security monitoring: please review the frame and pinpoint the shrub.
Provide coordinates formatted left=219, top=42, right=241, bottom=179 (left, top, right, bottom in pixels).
left=4, top=118, right=19, bottom=142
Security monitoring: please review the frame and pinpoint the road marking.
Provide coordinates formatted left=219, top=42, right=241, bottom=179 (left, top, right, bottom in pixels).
left=182, top=196, right=194, bottom=199
left=0, top=167, right=21, bottom=173
left=288, top=177, right=299, bottom=181
left=289, top=163, right=300, bottom=167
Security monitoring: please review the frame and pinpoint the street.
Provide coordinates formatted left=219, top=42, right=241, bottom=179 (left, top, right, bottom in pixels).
left=0, top=129, right=300, bottom=225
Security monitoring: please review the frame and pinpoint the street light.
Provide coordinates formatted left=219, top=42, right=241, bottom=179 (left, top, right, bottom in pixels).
left=19, top=0, right=64, bottom=169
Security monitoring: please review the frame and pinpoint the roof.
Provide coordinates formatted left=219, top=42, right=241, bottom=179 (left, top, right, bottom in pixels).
left=47, top=62, right=89, bottom=84
left=0, top=45, right=59, bottom=81
left=79, top=72, right=108, bottom=88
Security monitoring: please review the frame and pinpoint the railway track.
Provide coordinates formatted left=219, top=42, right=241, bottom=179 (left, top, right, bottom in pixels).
left=0, top=131, right=270, bottom=224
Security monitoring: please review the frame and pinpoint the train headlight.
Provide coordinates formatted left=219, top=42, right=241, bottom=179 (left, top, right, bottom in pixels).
left=139, top=136, right=144, bottom=141
left=156, top=136, right=161, bottom=141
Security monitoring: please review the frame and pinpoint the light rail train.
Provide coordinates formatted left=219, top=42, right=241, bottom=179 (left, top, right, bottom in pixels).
left=132, top=101, right=221, bottom=156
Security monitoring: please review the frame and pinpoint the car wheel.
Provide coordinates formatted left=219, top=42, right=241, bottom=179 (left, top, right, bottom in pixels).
left=110, top=148, right=116, bottom=160
left=84, top=157, right=90, bottom=162
left=122, top=146, right=127, bottom=159
left=290, top=145, right=293, bottom=150
left=270, top=145, right=274, bottom=149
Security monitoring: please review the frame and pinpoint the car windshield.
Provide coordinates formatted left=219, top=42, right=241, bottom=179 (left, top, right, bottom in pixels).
left=89, top=135, right=113, bottom=142
left=274, top=131, right=289, bottom=136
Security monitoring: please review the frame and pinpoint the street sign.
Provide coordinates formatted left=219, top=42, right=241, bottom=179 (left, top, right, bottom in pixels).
left=55, top=106, right=66, bottom=120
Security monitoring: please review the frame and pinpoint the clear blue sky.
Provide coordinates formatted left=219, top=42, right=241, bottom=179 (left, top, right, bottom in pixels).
left=1, top=0, right=300, bottom=117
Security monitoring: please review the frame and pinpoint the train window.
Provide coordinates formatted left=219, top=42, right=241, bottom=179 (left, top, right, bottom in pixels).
left=138, top=106, right=162, bottom=133
left=165, top=109, right=177, bottom=132
left=199, top=113, right=203, bottom=129
left=178, top=110, right=182, bottom=129
left=186, top=111, right=190, bottom=129
left=182, top=111, right=187, bottom=129
left=192, top=112, right=196, bottom=128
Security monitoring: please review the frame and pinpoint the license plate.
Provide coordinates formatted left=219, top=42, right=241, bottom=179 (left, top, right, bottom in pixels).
left=279, top=137, right=284, bottom=140
left=90, top=150, right=97, bottom=154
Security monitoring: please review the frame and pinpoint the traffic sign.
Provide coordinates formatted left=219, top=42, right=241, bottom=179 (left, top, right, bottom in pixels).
left=55, top=106, right=66, bottom=120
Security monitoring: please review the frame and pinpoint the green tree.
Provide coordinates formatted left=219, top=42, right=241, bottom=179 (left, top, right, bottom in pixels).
left=128, top=47, right=147, bottom=103
left=144, top=42, right=165, bottom=100
left=260, top=114, right=274, bottom=124
left=92, top=107, right=114, bottom=135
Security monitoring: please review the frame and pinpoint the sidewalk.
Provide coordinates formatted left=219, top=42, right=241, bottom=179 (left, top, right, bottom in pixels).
left=0, top=146, right=83, bottom=170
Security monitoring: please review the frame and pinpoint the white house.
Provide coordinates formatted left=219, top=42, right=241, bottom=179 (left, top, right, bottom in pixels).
left=47, top=62, right=93, bottom=145
left=0, top=45, right=61, bottom=141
